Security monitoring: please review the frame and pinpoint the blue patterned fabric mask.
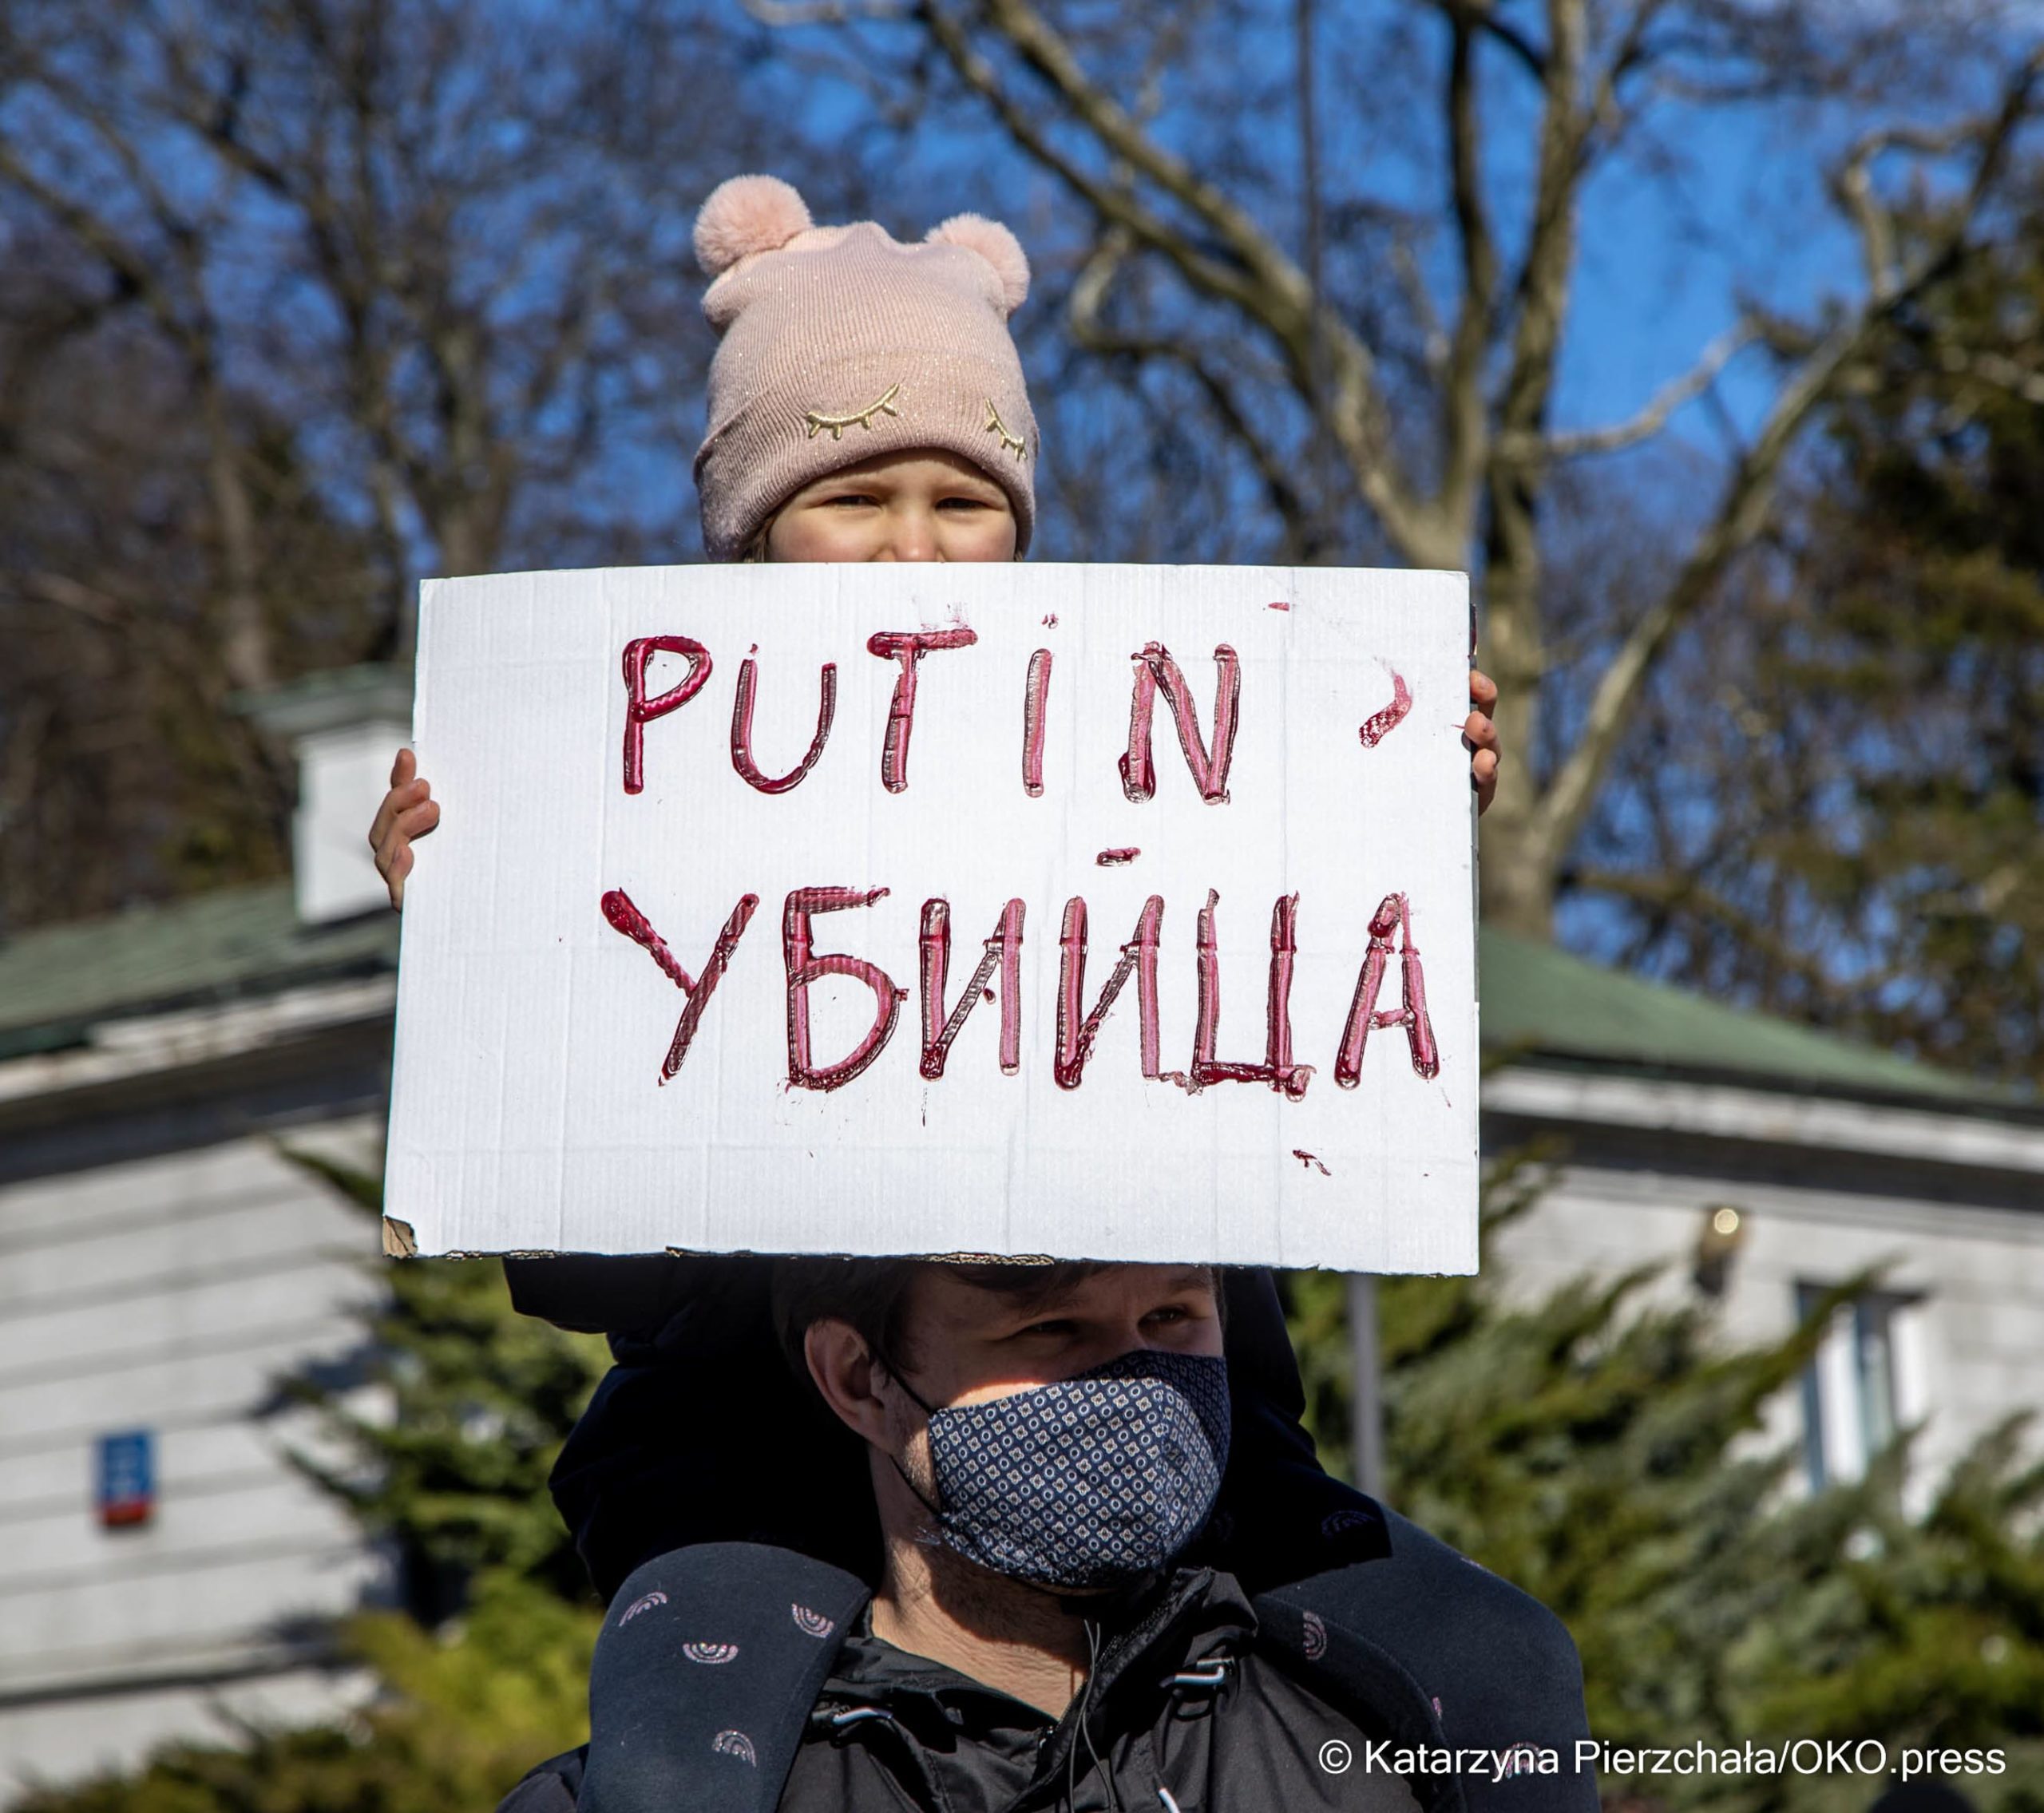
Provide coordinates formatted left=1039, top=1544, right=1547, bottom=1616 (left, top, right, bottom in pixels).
left=890, top=1349, right=1230, bottom=1590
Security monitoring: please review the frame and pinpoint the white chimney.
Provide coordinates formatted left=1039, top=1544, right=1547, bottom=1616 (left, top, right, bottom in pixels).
left=242, top=667, right=414, bottom=924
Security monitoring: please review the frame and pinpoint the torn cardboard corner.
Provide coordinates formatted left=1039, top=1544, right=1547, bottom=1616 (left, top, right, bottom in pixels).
left=384, top=561, right=1480, bottom=1273
left=382, top=1215, right=418, bottom=1257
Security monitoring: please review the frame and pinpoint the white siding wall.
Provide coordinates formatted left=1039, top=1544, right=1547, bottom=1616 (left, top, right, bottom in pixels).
left=1487, top=1159, right=2044, bottom=1490
left=0, top=1126, right=391, bottom=1788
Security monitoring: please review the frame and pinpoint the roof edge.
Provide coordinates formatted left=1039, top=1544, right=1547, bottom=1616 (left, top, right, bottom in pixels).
left=1487, top=1044, right=2043, bottom=1129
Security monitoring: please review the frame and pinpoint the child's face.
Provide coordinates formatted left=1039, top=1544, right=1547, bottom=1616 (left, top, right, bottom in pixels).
left=764, top=449, right=1018, bottom=564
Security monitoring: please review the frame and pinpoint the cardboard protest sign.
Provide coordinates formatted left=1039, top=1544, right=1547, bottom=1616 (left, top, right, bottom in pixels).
left=384, top=564, right=1477, bottom=1272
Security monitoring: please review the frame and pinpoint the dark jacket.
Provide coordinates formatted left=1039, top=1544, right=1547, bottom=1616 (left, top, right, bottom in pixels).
left=783, top=1572, right=1423, bottom=1813
left=504, top=1549, right=1587, bottom=1813
left=501, top=1259, right=1598, bottom=1813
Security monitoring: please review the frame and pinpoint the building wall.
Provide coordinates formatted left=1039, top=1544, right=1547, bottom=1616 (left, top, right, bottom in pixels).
left=0, top=1125, right=390, bottom=1789
left=1487, top=1148, right=2044, bottom=1493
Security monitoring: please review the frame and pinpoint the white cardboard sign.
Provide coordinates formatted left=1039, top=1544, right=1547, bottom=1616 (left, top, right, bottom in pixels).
left=385, top=564, right=1477, bottom=1272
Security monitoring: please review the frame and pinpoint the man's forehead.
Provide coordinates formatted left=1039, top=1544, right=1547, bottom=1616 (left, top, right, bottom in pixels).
left=921, top=1260, right=1217, bottom=1320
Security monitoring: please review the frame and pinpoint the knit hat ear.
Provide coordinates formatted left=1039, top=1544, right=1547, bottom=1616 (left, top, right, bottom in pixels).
left=695, top=175, right=814, bottom=277
left=927, top=214, right=1029, bottom=315
left=694, top=185, right=1040, bottom=559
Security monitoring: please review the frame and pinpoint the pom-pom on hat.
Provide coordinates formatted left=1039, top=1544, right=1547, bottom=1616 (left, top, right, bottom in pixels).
left=692, top=175, right=1038, bottom=560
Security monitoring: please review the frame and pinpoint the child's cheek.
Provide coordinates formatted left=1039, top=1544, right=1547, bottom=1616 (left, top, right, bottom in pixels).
left=949, top=513, right=1020, bottom=564
left=770, top=510, right=858, bottom=563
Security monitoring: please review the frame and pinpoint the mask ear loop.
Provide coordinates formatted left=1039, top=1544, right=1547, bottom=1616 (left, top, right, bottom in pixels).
left=874, top=1347, right=947, bottom=1522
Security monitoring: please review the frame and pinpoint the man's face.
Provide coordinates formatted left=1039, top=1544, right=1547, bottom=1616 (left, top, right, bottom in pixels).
left=892, top=1262, right=1224, bottom=1411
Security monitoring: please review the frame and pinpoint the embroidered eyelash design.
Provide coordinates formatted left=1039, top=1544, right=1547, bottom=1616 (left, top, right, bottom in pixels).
left=617, top=1590, right=667, bottom=1625
left=805, top=382, right=901, bottom=441
left=984, top=399, right=1027, bottom=460
left=683, top=1641, right=741, bottom=1665
left=711, top=1729, right=758, bottom=1767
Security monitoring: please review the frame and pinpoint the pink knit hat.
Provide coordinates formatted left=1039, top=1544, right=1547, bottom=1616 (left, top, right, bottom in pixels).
left=692, top=175, right=1039, bottom=560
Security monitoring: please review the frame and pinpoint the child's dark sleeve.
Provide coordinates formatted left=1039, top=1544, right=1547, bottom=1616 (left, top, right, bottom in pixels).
left=503, top=1253, right=701, bottom=1336
left=1202, top=1268, right=1397, bottom=1591
left=507, top=1255, right=881, bottom=1599
left=495, top=1748, right=585, bottom=1813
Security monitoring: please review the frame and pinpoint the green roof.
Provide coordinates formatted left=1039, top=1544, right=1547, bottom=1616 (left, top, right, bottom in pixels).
left=0, top=881, right=398, bottom=1062
left=1478, top=925, right=1981, bottom=1102
left=230, top=663, right=412, bottom=738
left=0, top=881, right=1995, bottom=1108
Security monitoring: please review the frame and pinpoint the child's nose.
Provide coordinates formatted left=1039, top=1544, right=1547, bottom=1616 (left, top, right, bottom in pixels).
left=877, top=503, right=941, bottom=562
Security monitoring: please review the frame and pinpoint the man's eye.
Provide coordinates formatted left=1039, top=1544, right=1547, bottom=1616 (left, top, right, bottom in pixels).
left=1016, top=1317, right=1075, bottom=1338
left=1145, top=1304, right=1190, bottom=1325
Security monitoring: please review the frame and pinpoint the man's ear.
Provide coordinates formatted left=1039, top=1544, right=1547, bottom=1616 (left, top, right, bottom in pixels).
left=803, top=1318, right=897, bottom=1447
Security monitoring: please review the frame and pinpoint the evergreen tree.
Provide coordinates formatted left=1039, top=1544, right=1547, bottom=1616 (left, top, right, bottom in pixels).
left=1724, top=1426, right=2044, bottom=1813
left=10, top=1577, right=596, bottom=1813
left=283, top=1154, right=610, bottom=1616
left=1286, top=1152, right=2044, bottom=1811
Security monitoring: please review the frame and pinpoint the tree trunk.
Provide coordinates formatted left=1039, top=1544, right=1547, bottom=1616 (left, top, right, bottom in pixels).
left=1476, top=468, right=1554, bottom=938
left=203, top=385, right=273, bottom=695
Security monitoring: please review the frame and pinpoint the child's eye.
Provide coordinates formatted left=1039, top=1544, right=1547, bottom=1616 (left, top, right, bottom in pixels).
left=821, top=492, right=878, bottom=508
left=938, top=495, right=996, bottom=511
left=1015, top=1317, right=1075, bottom=1338
left=1143, top=1304, right=1190, bottom=1326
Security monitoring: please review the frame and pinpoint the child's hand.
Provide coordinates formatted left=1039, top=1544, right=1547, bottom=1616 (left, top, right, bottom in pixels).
left=1467, top=669, right=1501, bottom=815
left=369, top=748, right=440, bottom=911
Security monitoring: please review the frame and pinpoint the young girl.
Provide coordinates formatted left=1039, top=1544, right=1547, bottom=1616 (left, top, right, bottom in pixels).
left=369, top=175, right=1499, bottom=899
left=368, top=177, right=1571, bottom=1811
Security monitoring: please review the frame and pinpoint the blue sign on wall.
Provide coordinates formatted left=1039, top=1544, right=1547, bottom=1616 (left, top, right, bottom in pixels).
left=96, top=1429, right=154, bottom=1528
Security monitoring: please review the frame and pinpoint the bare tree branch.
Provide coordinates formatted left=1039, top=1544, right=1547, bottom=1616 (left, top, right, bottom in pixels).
left=14, top=570, right=132, bottom=626
left=1931, top=341, right=2044, bottom=406
left=1829, top=111, right=2022, bottom=300
left=1069, top=230, right=1314, bottom=546
left=1534, top=47, right=2044, bottom=866
left=743, top=0, right=909, bottom=20
left=1391, top=240, right=1452, bottom=379
left=1437, top=2, right=1499, bottom=527
left=1535, top=319, right=1758, bottom=459
left=1421, top=0, right=1551, bottom=82
left=1495, top=0, right=1590, bottom=445
left=1572, top=865, right=1906, bottom=1006
left=1471, top=2, right=1548, bottom=81
left=0, top=133, right=272, bottom=691
left=914, top=0, right=1449, bottom=560
left=1582, top=0, right=1676, bottom=153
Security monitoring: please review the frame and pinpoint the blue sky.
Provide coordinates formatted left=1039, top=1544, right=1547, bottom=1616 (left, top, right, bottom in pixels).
left=1559, top=103, right=1852, bottom=447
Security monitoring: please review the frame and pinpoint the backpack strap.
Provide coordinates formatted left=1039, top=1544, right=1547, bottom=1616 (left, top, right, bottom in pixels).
left=580, top=1542, right=870, bottom=1813
left=1258, top=1510, right=1596, bottom=1813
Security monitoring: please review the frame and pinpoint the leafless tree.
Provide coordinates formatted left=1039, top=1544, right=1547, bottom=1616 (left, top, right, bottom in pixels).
left=0, top=0, right=758, bottom=925
left=0, top=1, right=751, bottom=663
left=747, top=0, right=2044, bottom=935
left=0, top=247, right=375, bottom=925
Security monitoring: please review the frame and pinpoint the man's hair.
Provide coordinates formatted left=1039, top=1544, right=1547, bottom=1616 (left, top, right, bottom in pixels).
left=770, top=1257, right=1223, bottom=1384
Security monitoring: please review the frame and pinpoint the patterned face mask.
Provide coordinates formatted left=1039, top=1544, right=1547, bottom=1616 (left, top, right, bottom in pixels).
left=889, top=1348, right=1231, bottom=1590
